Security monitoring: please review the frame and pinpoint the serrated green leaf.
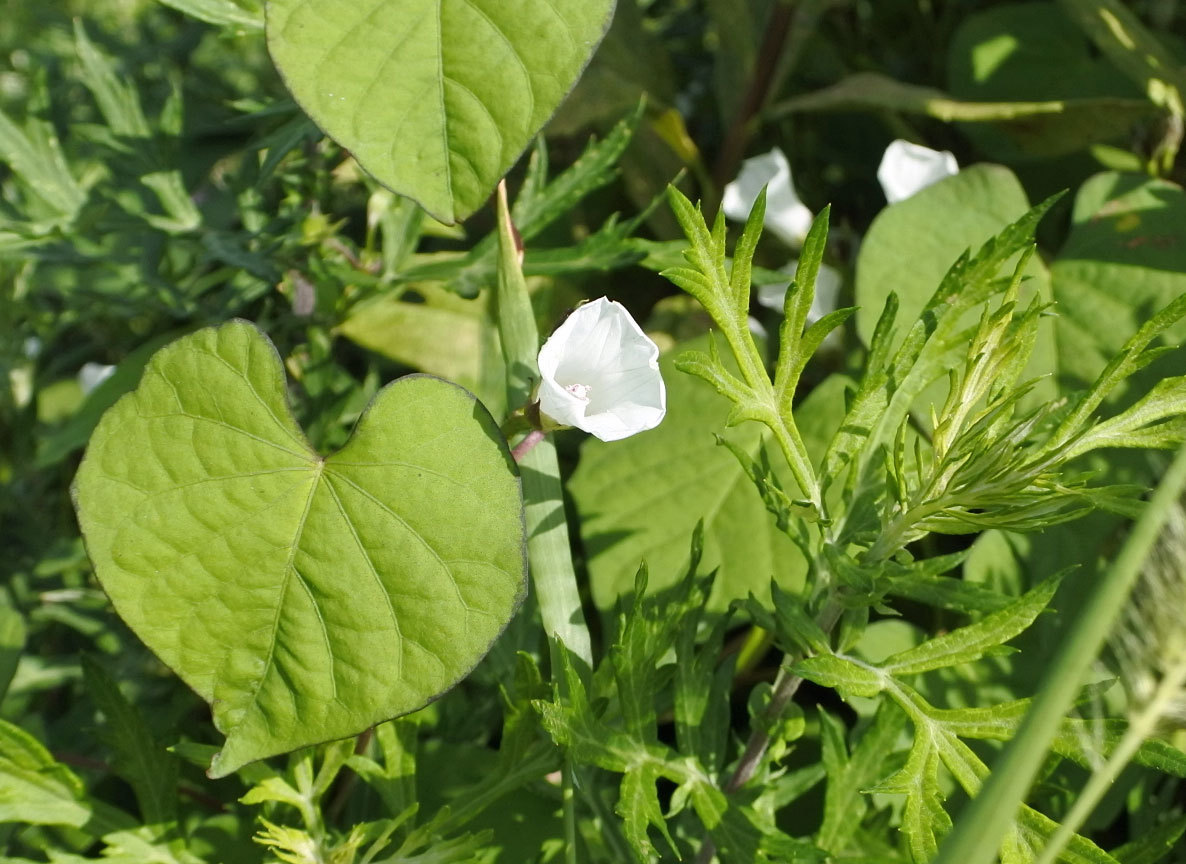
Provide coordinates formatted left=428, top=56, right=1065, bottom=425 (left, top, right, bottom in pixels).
left=0, top=719, right=90, bottom=827
left=793, top=654, right=884, bottom=699
left=774, top=206, right=831, bottom=407
left=81, top=656, right=178, bottom=828
left=512, top=105, right=640, bottom=237
left=574, top=343, right=850, bottom=611
left=817, top=704, right=908, bottom=855
left=1110, top=814, right=1186, bottom=864
left=730, top=187, right=767, bottom=316
left=396, top=108, right=642, bottom=296
left=265, top=0, right=617, bottom=223
left=675, top=608, right=734, bottom=774
left=884, top=569, right=1012, bottom=614
left=572, top=336, right=810, bottom=611
left=881, top=576, right=1060, bottom=676
left=73, top=321, right=526, bottom=776
left=157, top=0, right=264, bottom=28
left=766, top=581, right=831, bottom=655
left=95, top=827, right=207, bottom=864
left=1047, top=292, right=1186, bottom=457
left=620, top=761, right=677, bottom=861
left=871, top=727, right=951, bottom=862
left=0, top=107, right=86, bottom=221
left=825, top=178, right=1059, bottom=496
left=854, top=166, right=1052, bottom=376
left=1007, top=805, right=1120, bottom=864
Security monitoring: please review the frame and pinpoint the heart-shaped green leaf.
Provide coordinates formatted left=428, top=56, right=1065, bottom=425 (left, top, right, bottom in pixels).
left=265, top=0, right=617, bottom=223
left=73, top=321, right=525, bottom=777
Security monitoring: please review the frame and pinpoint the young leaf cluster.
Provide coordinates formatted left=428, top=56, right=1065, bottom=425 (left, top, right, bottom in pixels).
left=665, top=185, right=1186, bottom=566
left=534, top=530, right=827, bottom=863
left=660, top=186, right=1186, bottom=861
left=790, top=575, right=1186, bottom=863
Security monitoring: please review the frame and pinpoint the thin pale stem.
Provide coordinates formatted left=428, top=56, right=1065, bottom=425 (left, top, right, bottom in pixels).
left=693, top=600, right=843, bottom=864
left=932, top=443, right=1186, bottom=864
left=1034, top=655, right=1186, bottom=864
left=563, top=756, right=578, bottom=864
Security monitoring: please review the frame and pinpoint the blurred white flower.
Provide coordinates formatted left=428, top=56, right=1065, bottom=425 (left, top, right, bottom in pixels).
left=877, top=139, right=958, bottom=204
left=756, top=260, right=843, bottom=325
left=79, top=362, right=116, bottom=395
left=747, top=315, right=768, bottom=341
left=722, top=147, right=814, bottom=247
left=537, top=297, right=666, bottom=442
left=23, top=337, right=42, bottom=359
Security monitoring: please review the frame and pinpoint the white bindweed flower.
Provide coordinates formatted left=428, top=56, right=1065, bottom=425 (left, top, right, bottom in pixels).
left=877, top=139, right=959, bottom=204
left=756, top=260, right=843, bottom=325
left=722, top=147, right=814, bottom=247
left=537, top=297, right=666, bottom=442
left=78, top=362, right=116, bottom=395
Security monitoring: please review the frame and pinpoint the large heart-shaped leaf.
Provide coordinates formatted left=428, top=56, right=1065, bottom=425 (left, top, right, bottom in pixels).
left=1051, top=171, right=1186, bottom=388
left=265, top=0, right=617, bottom=224
left=73, top=321, right=525, bottom=777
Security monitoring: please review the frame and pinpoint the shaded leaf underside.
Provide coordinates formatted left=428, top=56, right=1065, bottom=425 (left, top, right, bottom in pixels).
left=266, top=0, right=616, bottom=222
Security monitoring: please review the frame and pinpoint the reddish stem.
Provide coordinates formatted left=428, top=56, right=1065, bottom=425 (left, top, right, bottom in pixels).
left=511, top=429, right=546, bottom=462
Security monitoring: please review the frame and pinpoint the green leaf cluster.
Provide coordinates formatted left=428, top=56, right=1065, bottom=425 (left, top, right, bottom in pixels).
left=535, top=534, right=825, bottom=863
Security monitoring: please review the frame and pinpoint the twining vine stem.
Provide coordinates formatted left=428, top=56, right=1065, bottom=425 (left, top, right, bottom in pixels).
left=693, top=600, right=844, bottom=864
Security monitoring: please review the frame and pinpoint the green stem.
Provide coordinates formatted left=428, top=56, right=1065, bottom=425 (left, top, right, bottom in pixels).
left=932, top=442, right=1186, bottom=864
left=692, top=599, right=843, bottom=864
left=1034, top=653, right=1186, bottom=864
left=495, top=180, right=592, bottom=864
left=494, top=180, right=593, bottom=669
left=563, top=756, right=578, bottom=864
left=765, top=405, right=824, bottom=515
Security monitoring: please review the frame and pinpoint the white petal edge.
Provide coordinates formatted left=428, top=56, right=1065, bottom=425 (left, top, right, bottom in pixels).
left=79, top=362, right=116, bottom=395
left=877, top=139, right=959, bottom=204
left=755, top=261, right=843, bottom=324
left=722, top=147, right=814, bottom=247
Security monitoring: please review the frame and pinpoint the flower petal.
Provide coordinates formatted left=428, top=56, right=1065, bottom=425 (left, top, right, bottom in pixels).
left=79, top=362, right=116, bottom=395
left=877, top=139, right=959, bottom=204
left=537, top=297, right=666, bottom=442
left=722, top=147, right=814, bottom=247
left=755, top=260, right=843, bottom=324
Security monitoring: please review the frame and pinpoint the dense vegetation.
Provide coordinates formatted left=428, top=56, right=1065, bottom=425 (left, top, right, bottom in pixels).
left=3, top=1, right=1186, bottom=862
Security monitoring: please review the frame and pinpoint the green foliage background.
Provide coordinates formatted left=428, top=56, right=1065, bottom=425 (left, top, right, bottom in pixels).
left=3, top=0, right=1186, bottom=862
